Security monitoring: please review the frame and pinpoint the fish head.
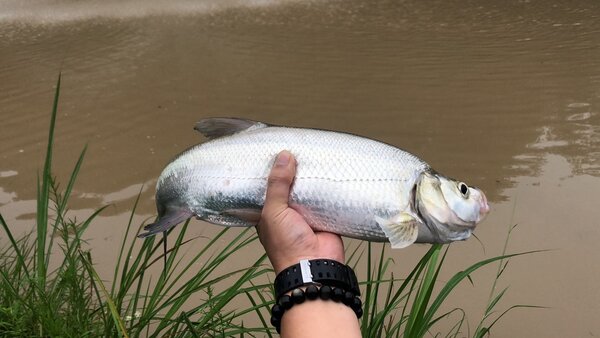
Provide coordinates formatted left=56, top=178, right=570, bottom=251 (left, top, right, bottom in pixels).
left=415, top=171, right=489, bottom=242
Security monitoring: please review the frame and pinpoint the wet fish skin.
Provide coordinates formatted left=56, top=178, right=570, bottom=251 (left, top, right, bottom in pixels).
left=139, top=118, right=489, bottom=248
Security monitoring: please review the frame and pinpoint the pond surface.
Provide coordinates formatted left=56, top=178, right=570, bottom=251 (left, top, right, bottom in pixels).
left=1, top=0, right=599, bottom=336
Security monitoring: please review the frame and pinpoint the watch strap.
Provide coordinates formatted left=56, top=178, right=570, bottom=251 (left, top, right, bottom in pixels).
left=274, top=259, right=360, bottom=298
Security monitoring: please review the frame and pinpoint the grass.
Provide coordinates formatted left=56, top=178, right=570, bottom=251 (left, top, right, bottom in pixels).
left=0, top=75, right=539, bottom=337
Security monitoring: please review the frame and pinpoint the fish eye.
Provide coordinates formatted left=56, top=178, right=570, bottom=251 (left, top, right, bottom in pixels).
left=458, top=182, right=469, bottom=198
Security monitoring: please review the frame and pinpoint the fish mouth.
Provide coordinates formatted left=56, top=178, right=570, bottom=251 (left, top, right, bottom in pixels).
left=445, top=197, right=489, bottom=230
left=477, top=191, right=490, bottom=222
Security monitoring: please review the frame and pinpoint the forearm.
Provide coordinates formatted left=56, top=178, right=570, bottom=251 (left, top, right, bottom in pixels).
left=281, top=299, right=361, bottom=338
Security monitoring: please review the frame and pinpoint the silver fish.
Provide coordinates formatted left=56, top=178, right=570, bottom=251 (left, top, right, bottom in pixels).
left=139, top=118, right=489, bottom=248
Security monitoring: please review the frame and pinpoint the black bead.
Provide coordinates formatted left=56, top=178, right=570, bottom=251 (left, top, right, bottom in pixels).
left=305, top=285, right=319, bottom=300
left=342, top=291, right=354, bottom=305
left=351, top=297, right=362, bottom=312
left=331, top=287, right=344, bottom=302
left=279, top=295, right=293, bottom=309
left=356, top=307, right=363, bottom=319
left=270, top=315, right=280, bottom=327
left=271, top=304, right=283, bottom=318
left=291, top=288, right=305, bottom=304
left=319, top=285, right=332, bottom=300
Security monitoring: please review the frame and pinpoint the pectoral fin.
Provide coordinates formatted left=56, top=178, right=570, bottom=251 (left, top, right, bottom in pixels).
left=138, top=208, right=193, bottom=238
left=375, top=212, right=420, bottom=249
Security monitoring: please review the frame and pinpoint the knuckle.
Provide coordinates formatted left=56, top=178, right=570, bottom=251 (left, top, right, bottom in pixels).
left=267, top=173, right=291, bottom=188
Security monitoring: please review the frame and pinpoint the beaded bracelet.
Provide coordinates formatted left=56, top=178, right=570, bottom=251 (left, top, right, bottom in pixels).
left=270, top=284, right=363, bottom=333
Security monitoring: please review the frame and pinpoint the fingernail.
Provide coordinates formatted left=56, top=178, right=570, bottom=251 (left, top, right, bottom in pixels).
left=275, top=151, right=290, bottom=167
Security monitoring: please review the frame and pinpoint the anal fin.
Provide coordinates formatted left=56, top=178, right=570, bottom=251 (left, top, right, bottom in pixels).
left=203, top=208, right=262, bottom=227
left=375, top=212, right=420, bottom=249
left=223, top=208, right=262, bottom=225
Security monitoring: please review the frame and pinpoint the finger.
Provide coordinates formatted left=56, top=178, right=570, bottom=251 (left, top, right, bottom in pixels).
left=263, top=151, right=296, bottom=215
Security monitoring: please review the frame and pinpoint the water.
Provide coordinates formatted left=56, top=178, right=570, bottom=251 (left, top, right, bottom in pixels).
left=1, top=0, right=599, bottom=336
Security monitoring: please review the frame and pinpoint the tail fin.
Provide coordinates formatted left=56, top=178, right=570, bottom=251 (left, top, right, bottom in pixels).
left=138, top=208, right=194, bottom=238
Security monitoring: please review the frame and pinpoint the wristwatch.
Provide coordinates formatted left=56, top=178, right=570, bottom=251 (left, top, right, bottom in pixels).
left=274, top=259, right=360, bottom=298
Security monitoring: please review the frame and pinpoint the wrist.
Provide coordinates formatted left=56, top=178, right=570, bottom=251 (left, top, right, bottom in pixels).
left=271, top=252, right=345, bottom=274
left=272, top=255, right=325, bottom=275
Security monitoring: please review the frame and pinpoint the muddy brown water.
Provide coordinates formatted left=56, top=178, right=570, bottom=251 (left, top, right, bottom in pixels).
left=1, top=0, right=599, bottom=336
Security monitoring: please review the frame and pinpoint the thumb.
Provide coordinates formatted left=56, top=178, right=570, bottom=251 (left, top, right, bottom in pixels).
left=263, top=151, right=296, bottom=215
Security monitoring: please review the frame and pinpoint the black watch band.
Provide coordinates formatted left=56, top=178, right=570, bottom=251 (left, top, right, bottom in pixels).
left=274, top=259, right=360, bottom=299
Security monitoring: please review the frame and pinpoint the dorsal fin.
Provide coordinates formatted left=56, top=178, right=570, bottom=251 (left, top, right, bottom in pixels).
left=194, top=118, right=269, bottom=139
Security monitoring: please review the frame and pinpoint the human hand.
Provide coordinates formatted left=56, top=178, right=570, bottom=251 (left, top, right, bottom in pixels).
left=257, top=151, right=345, bottom=274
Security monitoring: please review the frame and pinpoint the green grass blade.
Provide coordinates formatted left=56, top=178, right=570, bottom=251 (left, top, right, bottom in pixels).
left=30, top=77, right=61, bottom=336
left=361, top=242, right=374, bottom=335
left=80, top=250, right=129, bottom=338
left=45, top=144, right=88, bottom=268
left=398, top=245, right=437, bottom=333
left=192, top=256, right=267, bottom=331
left=405, top=244, right=442, bottom=335
left=0, top=214, right=32, bottom=280
left=36, top=73, right=62, bottom=290
left=244, top=281, right=274, bottom=338
left=181, top=313, right=201, bottom=338
left=484, top=287, right=508, bottom=317
left=418, top=251, right=542, bottom=337
left=478, top=304, right=545, bottom=337
left=111, top=187, right=143, bottom=295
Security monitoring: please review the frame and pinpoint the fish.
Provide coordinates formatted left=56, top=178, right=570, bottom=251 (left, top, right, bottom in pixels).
left=138, top=117, right=489, bottom=248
